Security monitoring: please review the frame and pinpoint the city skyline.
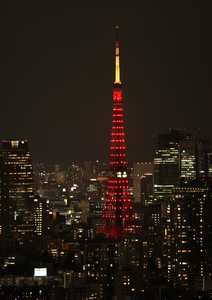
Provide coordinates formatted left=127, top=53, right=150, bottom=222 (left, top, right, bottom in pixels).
left=1, top=3, right=212, bottom=299
left=1, top=2, right=211, bottom=163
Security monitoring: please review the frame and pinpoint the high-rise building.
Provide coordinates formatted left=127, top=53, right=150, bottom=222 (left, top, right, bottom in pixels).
left=140, top=174, right=154, bottom=206
left=0, top=139, right=34, bottom=238
left=153, top=130, right=181, bottom=202
left=153, top=130, right=210, bottom=202
left=153, top=130, right=212, bottom=290
left=180, top=134, right=196, bottom=179
left=132, top=162, right=153, bottom=204
left=141, top=202, right=163, bottom=285
left=102, top=26, right=134, bottom=239
left=33, top=195, right=48, bottom=237
left=163, top=180, right=212, bottom=290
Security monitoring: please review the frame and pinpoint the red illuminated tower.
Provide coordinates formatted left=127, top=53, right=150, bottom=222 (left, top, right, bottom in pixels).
left=102, top=26, right=134, bottom=239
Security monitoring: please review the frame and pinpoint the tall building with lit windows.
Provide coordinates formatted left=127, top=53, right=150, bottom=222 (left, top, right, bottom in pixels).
left=153, top=130, right=210, bottom=202
left=33, top=195, right=47, bottom=237
left=180, top=134, right=196, bottom=179
left=163, top=181, right=212, bottom=289
left=0, top=139, right=34, bottom=238
left=153, top=130, right=211, bottom=289
left=153, top=129, right=181, bottom=202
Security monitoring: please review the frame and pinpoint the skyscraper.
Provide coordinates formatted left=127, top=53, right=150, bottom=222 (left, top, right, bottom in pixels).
left=163, top=181, right=212, bottom=289
left=102, top=27, right=134, bottom=239
left=132, top=162, right=153, bottom=204
left=153, top=130, right=181, bottom=202
left=180, top=134, right=196, bottom=179
left=0, top=139, right=34, bottom=238
left=153, top=129, right=210, bottom=202
left=152, top=130, right=212, bottom=290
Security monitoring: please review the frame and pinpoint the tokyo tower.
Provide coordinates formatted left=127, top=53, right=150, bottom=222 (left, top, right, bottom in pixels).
left=102, top=26, right=134, bottom=239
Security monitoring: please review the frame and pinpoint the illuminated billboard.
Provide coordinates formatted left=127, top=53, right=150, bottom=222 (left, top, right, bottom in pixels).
left=34, top=268, right=47, bottom=277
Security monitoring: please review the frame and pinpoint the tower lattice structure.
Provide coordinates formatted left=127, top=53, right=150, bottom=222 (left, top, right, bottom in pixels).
left=102, top=27, right=134, bottom=239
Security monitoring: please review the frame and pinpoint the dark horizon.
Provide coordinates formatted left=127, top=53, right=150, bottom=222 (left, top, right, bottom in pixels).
left=1, top=2, right=211, bottom=163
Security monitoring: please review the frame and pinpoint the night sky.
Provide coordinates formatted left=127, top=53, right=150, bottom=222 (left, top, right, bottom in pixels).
left=0, top=2, right=211, bottom=163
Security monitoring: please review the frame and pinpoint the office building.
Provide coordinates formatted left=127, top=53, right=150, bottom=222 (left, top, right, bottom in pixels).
left=0, top=139, right=34, bottom=238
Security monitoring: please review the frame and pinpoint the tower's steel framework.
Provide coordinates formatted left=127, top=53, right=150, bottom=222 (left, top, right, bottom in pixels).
left=102, top=27, right=134, bottom=239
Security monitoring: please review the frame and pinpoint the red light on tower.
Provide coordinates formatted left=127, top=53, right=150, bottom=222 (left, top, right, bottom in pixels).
left=101, top=26, right=134, bottom=240
left=113, top=89, right=123, bottom=102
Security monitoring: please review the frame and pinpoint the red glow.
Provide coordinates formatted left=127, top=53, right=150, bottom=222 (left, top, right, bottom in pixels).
left=113, top=89, right=122, bottom=102
left=101, top=59, right=134, bottom=239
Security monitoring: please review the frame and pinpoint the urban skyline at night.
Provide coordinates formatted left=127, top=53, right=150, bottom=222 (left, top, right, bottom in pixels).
left=1, top=2, right=212, bottom=299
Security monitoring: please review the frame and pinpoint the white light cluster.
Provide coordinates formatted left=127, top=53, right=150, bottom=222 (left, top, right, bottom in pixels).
left=116, top=171, right=127, bottom=178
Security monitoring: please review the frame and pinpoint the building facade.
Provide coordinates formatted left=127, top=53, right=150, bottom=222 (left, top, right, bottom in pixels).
left=0, top=140, right=34, bottom=238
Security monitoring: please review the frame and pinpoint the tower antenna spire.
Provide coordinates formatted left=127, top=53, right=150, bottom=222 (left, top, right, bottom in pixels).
left=114, top=25, right=121, bottom=84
